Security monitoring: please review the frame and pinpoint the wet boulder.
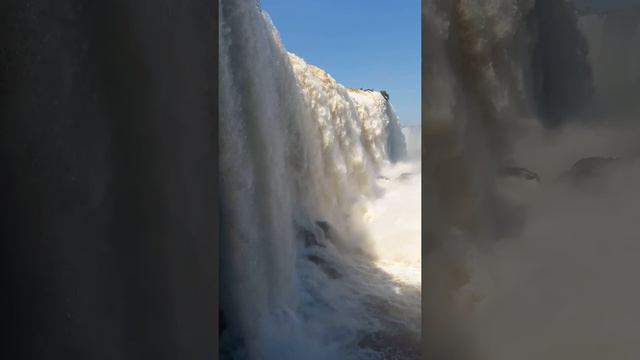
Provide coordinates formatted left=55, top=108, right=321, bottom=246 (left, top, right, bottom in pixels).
left=306, top=255, right=342, bottom=279
left=560, top=156, right=621, bottom=185
left=316, top=220, right=335, bottom=240
left=297, top=226, right=326, bottom=248
left=501, top=167, right=541, bottom=183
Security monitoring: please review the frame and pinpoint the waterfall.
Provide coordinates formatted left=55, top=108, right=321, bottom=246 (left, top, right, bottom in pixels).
left=220, top=1, right=417, bottom=359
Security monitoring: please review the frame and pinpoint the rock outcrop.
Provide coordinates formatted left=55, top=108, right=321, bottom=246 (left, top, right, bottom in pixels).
left=560, top=156, right=621, bottom=185
left=501, top=167, right=541, bottom=183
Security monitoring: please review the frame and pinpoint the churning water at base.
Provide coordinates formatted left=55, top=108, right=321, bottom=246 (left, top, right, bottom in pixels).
left=219, top=1, right=421, bottom=359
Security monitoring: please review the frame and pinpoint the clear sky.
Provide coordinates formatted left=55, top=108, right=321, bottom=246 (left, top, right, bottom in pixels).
left=261, top=0, right=421, bottom=125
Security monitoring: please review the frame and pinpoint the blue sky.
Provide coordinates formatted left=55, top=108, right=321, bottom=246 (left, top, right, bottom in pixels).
left=261, top=0, right=421, bottom=125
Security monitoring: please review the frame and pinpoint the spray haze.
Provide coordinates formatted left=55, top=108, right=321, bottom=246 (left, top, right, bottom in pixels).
left=425, top=0, right=640, bottom=358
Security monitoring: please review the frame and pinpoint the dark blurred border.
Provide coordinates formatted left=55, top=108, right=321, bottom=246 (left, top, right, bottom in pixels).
left=421, top=0, right=428, bottom=358
left=1, top=1, right=219, bottom=358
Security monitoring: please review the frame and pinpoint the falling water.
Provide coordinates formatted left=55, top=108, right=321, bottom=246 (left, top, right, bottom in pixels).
left=220, top=1, right=421, bottom=359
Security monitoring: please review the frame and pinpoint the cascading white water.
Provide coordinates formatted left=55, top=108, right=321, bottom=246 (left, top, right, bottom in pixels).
left=220, top=1, right=420, bottom=359
left=285, top=53, right=407, bottom=243
left=402, top=126, right=422, bottom=161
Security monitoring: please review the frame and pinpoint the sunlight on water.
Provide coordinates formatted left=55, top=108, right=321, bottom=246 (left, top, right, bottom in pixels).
left=220, top=1, right=420, bottom=358
left=364, top=130, right=421, bottom=288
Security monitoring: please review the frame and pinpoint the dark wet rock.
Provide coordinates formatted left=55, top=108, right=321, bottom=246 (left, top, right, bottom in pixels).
left=315, top=220, right=335, bottom=240
left=298, top=227, right=326, bottom=248
left=377, top=175, right=390, bottom=181
left=306, top=255, right=342, bottom=279
left=358, top=331, right=421, bottom=360
left=569, top=156, right=619, bottom=176
left=560, top=156, right=621, bottom=185
left=501, top=167, right=541, bottom=183
left=351, top=88, right=390, bottom=101
left=313, top=220, right=370, bottom=255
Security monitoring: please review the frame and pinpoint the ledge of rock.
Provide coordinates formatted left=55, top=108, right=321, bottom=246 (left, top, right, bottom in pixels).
left=560, top=156, right=621, bottom=184
left=501, top=167, right=541, bottom=183
left=306, top=255, right=342, bottom=279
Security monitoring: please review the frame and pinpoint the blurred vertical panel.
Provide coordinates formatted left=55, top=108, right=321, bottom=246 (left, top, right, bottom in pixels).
left=0, top=1, right=219, bottom=359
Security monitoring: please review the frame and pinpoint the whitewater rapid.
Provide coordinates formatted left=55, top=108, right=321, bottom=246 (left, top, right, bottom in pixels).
left=220, top=1, right=420, bottom=359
